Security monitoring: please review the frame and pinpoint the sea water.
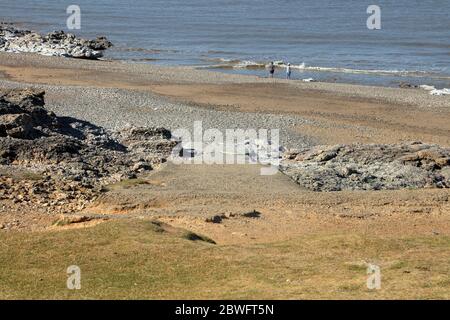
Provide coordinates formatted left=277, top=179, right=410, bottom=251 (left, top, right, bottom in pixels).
left=1, top=0, right=449, bottom=87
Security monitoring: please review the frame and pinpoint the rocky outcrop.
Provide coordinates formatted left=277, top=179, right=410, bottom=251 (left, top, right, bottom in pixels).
left=0, top=89, right=56, bottom=139
left=0, top=23, right=112, bottom=59
left=0, top=88, right=176, bottom=213
left=281, top=143, right=450, bottom=191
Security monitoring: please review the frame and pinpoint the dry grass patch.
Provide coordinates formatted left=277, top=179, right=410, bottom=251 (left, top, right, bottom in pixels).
left=0, top=219, right=449, bottom=299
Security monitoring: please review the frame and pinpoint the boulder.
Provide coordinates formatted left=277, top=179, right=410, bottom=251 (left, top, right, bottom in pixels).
left=0, top=88, right=175, bottom=214
left=281, top=142, right=450, bottom=191
left=0, top=88, right=58, bottom=139
left=0, top=113, right=34, bottom=139
left=0, top=25, right=112, bottom=60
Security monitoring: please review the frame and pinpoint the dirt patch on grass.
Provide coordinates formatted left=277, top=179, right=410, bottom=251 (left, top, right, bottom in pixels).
left=49, top=215, right=107, bottom=230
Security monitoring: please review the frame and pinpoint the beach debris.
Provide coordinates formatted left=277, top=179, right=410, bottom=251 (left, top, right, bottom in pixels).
left=419, top=85, right=435, bottom=91
left=205, top=211, right=261, bottom=223
left=179, top=148, right=197, bottom=158
left=174, top=137, right=283, bottom=165
left=205, top=214, right=225, bottom=224
left=281, top=142, right=450, bottom=191
left=302, top=78, right=316, bottom=82
left=0, top=23, right=112, bottom=59
left=244, top=139, right=283, bottom=165
left=430, top=88, right=450, bottom=96
left=419, top=85, right=450, bottom=96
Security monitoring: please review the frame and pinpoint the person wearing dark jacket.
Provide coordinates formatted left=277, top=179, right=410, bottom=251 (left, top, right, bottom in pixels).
left=268, top=61, right=275, bottom=78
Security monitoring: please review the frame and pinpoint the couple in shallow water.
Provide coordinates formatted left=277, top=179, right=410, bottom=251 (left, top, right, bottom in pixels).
left=268, top=61, right=292, bottom=79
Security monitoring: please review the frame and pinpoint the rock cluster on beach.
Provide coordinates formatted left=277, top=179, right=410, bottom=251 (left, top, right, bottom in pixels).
left=0, top=88, right=176, bottom=213
left=281, top=143, right=450, bottom=191
left=0, top=23, right=112, bottom=59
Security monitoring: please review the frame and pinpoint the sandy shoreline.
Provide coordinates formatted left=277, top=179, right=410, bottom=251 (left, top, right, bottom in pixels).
left=1, top=50, right=449, bottom=218
left=2, top=51, right=449, bottom=101
left=1, top=52, right=450, bottom=146
left=1, top=51, right=450, bottom=299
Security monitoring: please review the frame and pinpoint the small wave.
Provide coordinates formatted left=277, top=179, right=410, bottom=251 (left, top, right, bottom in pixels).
left=129, top=58, right=159, bottom=62
left=114, top=46, right=178, bottom=54
left=202, top=58, right=266, bottom=69
left=200, top=64, right=236, bottom=70
left=234, top=60, right=266, bottom=69
left=205, top=57, right=241, bottom=64
left=270, top=61, right=438, bottom=77
left=207, top=58, right=450, bottom=79
left=207, top=50, right=239, bottom=55
left=300, top=65, right=431, bottom=77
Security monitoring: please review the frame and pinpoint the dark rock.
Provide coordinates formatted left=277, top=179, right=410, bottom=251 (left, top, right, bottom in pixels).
left=281, top=142, right=450, bottom=191
left=317, top=150, right=337, bottom=162
left=205, top=215, right=224, bottom=223
left=0, top=88, right=175, bottom=214
left=0, top=113, right=34, bottom=138
left=399, top=82, right=418, bottom=89
left=242, top=210, right=261, bottom=218
left=179, top=148, right=196, bottom=158
left=0, top=24, right=112, bottom=59
left=0, top=88, right=59, bottom=139
left=87, top=36, right=113, bottom=50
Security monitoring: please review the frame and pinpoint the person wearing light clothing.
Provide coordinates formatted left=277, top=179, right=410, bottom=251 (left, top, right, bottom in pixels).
left=286, top=63, right=292, bottom=79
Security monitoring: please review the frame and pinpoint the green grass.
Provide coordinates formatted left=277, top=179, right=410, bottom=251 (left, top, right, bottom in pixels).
left=346, top=263, right=367, bottom=272
left=389, top=261, right=408, bottom=270
left=103, top=178, right=150, bottom=191
left=0, top=219, right=449, bottom=299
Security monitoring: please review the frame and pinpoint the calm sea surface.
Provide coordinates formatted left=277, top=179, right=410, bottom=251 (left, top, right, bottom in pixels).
left=1, top=0, right=449, bottom=87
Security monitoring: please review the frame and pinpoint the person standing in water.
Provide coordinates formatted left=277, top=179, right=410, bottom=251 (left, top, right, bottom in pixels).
left=286, top=63, right=292, bottom=79
left=268, top=61, right=275, bottom=78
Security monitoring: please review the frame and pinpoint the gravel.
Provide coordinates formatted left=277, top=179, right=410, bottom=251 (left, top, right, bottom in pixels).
left=2, top=51, right=450, bottom=108
left=0, top=51, right=449, bottom=150
left=0, top=79, right=318, bottom=149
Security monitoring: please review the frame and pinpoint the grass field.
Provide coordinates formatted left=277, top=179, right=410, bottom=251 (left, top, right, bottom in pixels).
left=1, top=218, right=449, bottom=299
